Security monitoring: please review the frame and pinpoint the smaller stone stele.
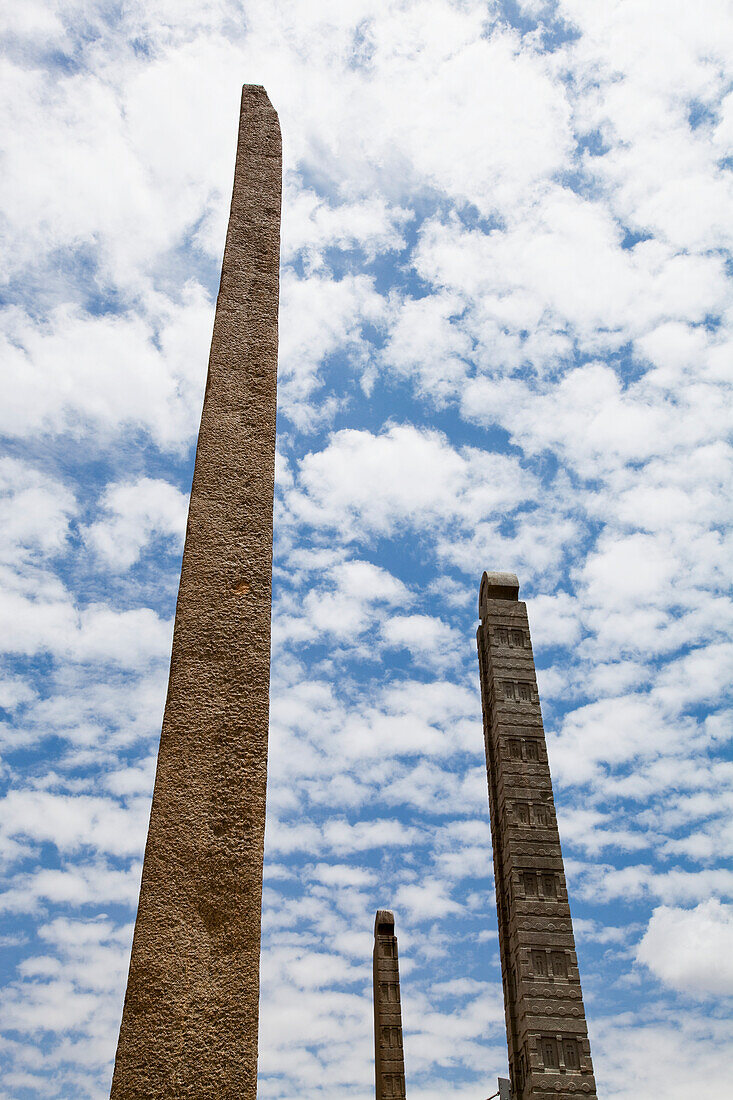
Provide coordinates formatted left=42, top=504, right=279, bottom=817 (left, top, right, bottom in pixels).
left=373, top=910, right=408, bottom=1100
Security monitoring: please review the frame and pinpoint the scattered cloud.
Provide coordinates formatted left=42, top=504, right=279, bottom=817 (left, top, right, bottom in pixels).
left=84, top=477, right=188, bottom=570
left=636, top=899, right=733, bottom=997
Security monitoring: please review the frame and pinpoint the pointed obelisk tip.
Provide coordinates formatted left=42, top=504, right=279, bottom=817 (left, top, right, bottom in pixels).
left=236, top=84, right=281, bottom=155
left=479, top=571, right=520, bottom=618
left=241, top=84, right=276, bottom=109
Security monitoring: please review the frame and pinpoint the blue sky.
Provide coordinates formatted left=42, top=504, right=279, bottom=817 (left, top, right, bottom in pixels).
left=1, top=1, right=733, bottom=1097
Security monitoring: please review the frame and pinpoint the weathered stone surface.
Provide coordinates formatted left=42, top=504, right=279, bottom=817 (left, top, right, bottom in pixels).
left=373, top=910, right=408, bottom=1100
left=109, top=86, right=281, bottom=1100
left=476, top=572, right=597, bottom=1100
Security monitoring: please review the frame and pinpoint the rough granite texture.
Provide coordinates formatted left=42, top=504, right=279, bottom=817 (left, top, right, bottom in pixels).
left=109, top=85, right=281, bottom=1100
left=476, top=572, right=598, bottom=1100
left=373, top=910, right=408, bottom=1100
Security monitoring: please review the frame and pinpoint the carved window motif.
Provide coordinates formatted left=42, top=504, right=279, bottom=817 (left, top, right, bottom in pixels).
left=535, top=803, right=551, bottom=826
left=563, top=1039, right=580, bottom=1070
left=542, top=874, right=557, bottom=898
left=517, top=681, right=532, bottom=702
left=518, top=1045, right=528, bottom=1090
left=523, top=871, right=558, bottom=898
left=383, top=1073, right=405, bottom=1098
left=380, top=939, right=395, bottom=958
left=496, top=627, right=509, bottom=645
left=509, top=739, right=522, bottom=760
left=514, top=1053, right=524, bottom=1093
left=541, top=1036, right=559, bottom=1069
left=525, top=740, right=539, bottom=761
left=515, top=803, right=530, bottom=825
left=380, top=981, right=398, bottom=1003
left=511, top=628, right=524, bottom=647
left=551, top=952, right=568, bottom=978
left=503, top=681, right=516, bottom=700
left=532, top=950, right=548, bottom=976
left=382, top=1026, right=402, bottom=1049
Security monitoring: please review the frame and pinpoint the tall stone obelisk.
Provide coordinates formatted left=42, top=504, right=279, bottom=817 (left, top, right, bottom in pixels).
left=373, top=911, right=408, bottom=1100
left=110, top=86, right=281, bottom=1099
left=476, top=572, right=597, bottom=1100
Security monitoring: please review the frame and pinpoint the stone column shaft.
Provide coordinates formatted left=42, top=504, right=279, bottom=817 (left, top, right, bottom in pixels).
left=476, top=572, right=597, bottom=1100
left=110, top=85, right=281, bottom=1099
left=373, top=910, right=407, bottom=1100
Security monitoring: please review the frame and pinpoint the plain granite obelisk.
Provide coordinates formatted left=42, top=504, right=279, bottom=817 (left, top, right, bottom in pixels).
left=373, top=911, right=407, bottom=1100
left=476, top=572, right=597, bottom=1100
left=110, top=86, right=281, bottom=1099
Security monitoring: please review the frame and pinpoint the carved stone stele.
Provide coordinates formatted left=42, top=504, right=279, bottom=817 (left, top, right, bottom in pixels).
left=373, top=910, right=408, bottom=1100
left=110, top=86, right=281, bottom=1099
left=476, top=572, right=598, bottom=1100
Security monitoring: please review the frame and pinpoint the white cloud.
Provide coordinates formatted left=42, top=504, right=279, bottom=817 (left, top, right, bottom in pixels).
left=571, top=860, right=733, bottom=908
left=1, top=670, right=167, bottom=758
left=362, top=20, right=573, bottom=214
left=0, top=675, right=36, bottom=713
left=636, top=899, right=733, bottom=997
left=310, top=863, right=377, bottom=888
left=382, top=292, right=473, bottom=404
left=379, top=762, right=486, bottom=819
left=285, top=423, right=535, bottom=540
left=0, top=459, right=76, bottom=565
left=436, top=503, right=583, bottom=588
left=408, top=196, right=727, bottom=392
left=0, top=593, right=171, bottom=668
left=551, top=693, right=696, bottom=786
left=592, top=1009, right=733, bottom=1100
left=526, top=591, right=582, bottom=649
left=278, top=272, right=386, bottom=427
left=562, top=0, right=733, bottom=253
left=0, top=916, right=132, bottom=1096
left=273, top=558, right=411, bottom=649
left=394, top=877, right=462, bottom=922
left=84, top=477, right=188, bottom=570
left=0, top=860, right=142, bottom=915
left=572, top=918, right=636, bottom=945
left=0, top=290, right=212, bottom=450
left=380, top=613, right=462, bottom=668
left=462, top=358, right=731, bottom=482
left=0, top=790, right=150, bottom=859
left=282, top=186, right=411, bottom=267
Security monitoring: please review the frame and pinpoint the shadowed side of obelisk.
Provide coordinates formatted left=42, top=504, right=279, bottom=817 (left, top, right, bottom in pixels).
left=373, top=911, right=407, bottom=1100
left=110, top=86, right=281, bottom=1100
